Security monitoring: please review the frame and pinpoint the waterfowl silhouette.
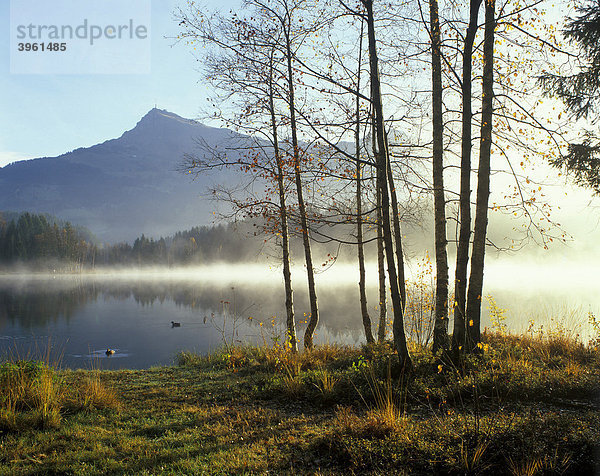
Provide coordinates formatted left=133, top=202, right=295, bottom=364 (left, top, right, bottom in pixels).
left=105, top=349, right=115, bottom=356
left=171, top=321, right=181, bottom=328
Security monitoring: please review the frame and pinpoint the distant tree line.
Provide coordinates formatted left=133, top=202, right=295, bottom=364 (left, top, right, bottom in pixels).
left=101, top=224, right=262, bottom=267
left=0, top=212, right=263, bottom=269
left=0, top=212, right=95, bottom=268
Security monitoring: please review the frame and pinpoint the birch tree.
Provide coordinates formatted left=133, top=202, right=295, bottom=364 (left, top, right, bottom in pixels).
left=362, top=0, right=412, bottom=368
left=177, top=5, right=302, bottom=350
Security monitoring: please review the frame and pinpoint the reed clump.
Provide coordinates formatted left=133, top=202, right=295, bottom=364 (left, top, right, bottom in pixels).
left=0, top=358, right=119, bottom=432
left=0, top=359, right=63, bottom=430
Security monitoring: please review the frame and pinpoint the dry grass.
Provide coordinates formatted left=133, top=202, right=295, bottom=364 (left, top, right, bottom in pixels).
left=176, top=343, right=359, bottom=375
left=312, top=368, right=339, bottom=399
left=0, top=360, right=64, bottom=430
left=65, top=371, right=122, bottom=412
left=332, top=403, right=408, bottom=438
left=301, top=344, right=358, bottom=369
left=332, top=405, right=361, bottom=431
left=508, top=450, right=572, bottom=476
left=281, top=374, right=304, bottom=397
left=460, top=438, right=490, bottom=474
left=0, top=359, right=119, bottom=432
left=483, top=328, right=596, bottom=366
left=358, top=360, right=407, bottom=435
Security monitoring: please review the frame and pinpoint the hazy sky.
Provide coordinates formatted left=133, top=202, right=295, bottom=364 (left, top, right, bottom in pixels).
left=0, top=0, right=223, bottom=167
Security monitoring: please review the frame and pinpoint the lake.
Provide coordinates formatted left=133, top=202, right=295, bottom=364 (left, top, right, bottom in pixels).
left=0, top=265, right=374, bottom=369
left=1, top=260, right=598, bottom=369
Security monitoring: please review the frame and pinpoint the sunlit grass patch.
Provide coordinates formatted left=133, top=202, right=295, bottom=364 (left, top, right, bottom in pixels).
left=310, top=368, right=339, bottom=400
left=478, top=329, right=599, bottom=400
left=277, top=373, right=306, bottom=398
left=364, top=364, right=406, bottom=429
left=177, top=343, right=362, bottom=373
left=177, top=330, right=600, bottom=410
left=0, top=357, right=120, bottom=433
left=508, top=450, right=572, bottom=476
left=0, top=359, right=64, bottom=430
left=175, top=350, right=210, bottom=367
left=65, top=371, right=122, bottom=412
left=301, top=343, right=361, bottom=370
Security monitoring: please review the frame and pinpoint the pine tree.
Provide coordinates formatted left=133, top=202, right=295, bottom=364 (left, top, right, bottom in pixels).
left=540, top=0, right=600, bottom=192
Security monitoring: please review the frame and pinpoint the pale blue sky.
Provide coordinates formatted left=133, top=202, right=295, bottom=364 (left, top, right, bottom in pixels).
left=0, top=0, right=227, bottom=167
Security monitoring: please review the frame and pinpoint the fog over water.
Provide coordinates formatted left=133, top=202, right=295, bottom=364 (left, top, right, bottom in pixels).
left=0, top=265, right=378, bottom=369
left=1, top=255, right=598, bottom=369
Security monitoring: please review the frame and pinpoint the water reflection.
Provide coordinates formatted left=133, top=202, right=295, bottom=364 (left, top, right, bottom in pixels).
left=0, top=280, right=98, bottom=328
left=0, top=273, right=372, bottom=369
left=1, top=260, right=598, bottom=369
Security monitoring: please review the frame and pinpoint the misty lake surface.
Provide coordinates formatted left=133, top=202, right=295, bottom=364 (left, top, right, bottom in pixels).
left=1, top=260, right=598, bottom=369
left=0, top=265, right=373, bottom=369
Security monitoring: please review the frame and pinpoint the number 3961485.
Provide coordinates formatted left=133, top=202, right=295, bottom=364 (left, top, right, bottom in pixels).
left=18, top=43, right=67, bottom=52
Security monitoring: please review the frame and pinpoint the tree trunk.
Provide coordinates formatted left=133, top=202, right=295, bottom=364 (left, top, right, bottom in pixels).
left=430, top=0, right=449, bottom=354
left=282, top=23, right=319, bottom=350
left=386, top=155, right=406, bottom=313
left=376, top=186, right=387, bottom=342
left=453, top=0, right=483, bottom=356
left=355, top=24, right=374, bottom=344
left=364, top=0, right=411, bottom=369
left=269, top=56, right=298, bottom=353
left=278, top=162, right=298, bottom=353
left=466, top=0, right=495, bottom=352
left=357, top=159, right=373, bottom=344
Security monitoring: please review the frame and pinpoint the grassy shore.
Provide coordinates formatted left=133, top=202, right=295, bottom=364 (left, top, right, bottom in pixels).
left=1, top=331, right=599, bottom=475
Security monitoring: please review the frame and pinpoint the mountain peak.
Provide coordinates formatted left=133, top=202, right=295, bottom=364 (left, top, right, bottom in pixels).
left=0, top=107, right=239, bottom=242
left=136, top=108, right=198, bottom=127
left=116, top=108, right=211, bottom=147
